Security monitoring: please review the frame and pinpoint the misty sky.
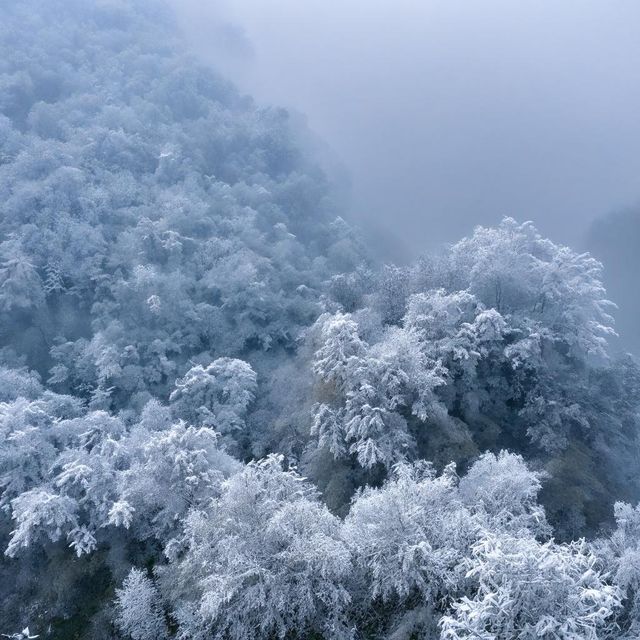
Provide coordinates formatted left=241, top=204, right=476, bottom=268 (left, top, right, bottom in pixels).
left=173, top=0, right=640, bottom=258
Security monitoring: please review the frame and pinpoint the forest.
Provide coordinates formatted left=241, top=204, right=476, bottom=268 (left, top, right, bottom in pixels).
left=1, top=0, right=640, bottom=638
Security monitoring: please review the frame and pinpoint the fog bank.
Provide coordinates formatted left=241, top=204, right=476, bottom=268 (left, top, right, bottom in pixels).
left=173, top=0, right=640, bottom=258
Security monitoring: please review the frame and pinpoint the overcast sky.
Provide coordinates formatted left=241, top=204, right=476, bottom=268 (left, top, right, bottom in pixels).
left=172, top=0, right=640, bottom=258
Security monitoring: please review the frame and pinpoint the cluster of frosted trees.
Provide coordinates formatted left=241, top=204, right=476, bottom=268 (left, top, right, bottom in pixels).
left=2, top=375, right=637, bottom=639
left=1, top=0, right=640, bottom=638
left=307, top=218, right=640, bottom=536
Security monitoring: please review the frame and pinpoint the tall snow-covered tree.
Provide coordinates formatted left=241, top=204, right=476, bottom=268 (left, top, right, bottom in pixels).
left=169, top=358, right=257, bottom=437
left=163, top=455, right=354, bottom=640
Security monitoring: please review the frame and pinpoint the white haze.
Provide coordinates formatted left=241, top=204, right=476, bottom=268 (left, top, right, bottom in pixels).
left=173, top=0, right=640, bottom=258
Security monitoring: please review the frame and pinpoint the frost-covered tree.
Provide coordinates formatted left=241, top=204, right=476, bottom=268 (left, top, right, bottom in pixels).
left=115, top=568, right=167, bottom=640
left=0, top=240, right=45, bottom=313
left=344, top=462, right=474, bottom=611
left=449, top=218, right=615, bottom=358
left=163, top=455, right=354, bottom=640
left=458, top=450, right=550, bottom=536
left=169, top=358, right=257, bottom=438
left=310, top=313, right=445, bottom=470
left=599, top=502, right=640, bottom=638
left=440, top=534, right=621, bottom=640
